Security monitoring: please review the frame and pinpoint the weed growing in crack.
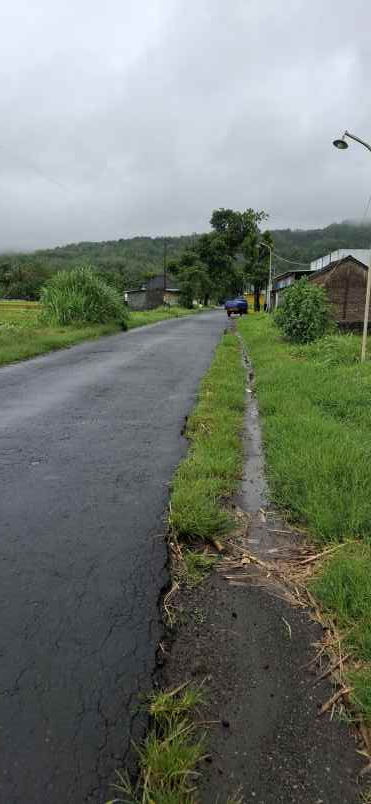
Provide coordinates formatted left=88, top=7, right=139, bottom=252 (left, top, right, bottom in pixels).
left=106, top=684, right=206, bottom=804
left=179, top=549, right=217, bottom=589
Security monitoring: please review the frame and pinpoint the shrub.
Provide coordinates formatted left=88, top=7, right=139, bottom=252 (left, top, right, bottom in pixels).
left=274, top=278, right=330, bottom=343
left=40, top=265, right=128, bottom=326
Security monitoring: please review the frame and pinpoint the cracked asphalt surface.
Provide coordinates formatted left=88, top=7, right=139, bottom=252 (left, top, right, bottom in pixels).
left=0, top=310, right=226, bottom=804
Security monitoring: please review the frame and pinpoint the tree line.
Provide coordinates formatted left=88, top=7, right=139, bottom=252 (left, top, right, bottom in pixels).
left=271, top=220, right=371, bottom=271
left=1, top=218, right=370, bottom=302
left=0, top=236, right=196, bottom=301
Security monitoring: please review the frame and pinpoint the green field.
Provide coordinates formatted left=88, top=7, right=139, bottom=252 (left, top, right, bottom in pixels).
left=0, top=299, right=40, bottom=320
left=0, top=301, right=199, bottom=367
left=239, top=314, right=371, bottom=726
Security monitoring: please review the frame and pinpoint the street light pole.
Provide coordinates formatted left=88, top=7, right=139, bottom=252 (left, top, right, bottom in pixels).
left=259, top=241, right=273, bottom=311
left=163, top=239, right=168, bottom=291
left=362, top=251, right=371, bottom=362
left=333, top=130, right=371, bottom=362
left=342, top=131, right=371, bottom=153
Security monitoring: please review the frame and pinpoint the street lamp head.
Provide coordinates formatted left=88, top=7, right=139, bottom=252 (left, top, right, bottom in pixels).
left=333, top=137, right=349, bottom=150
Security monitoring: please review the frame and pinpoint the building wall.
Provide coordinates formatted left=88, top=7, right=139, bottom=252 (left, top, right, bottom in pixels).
left=125, top=287, right=180, bottom=310
left=272, top=271, right=311, bottom=308
left=125, top=290, right=146, bottom=310
left=163, top=291, right=180, bottom=306
left=245, top=291, right=265, bottom=309
left=309, top=259, right=370, bottom=325
left=145, top=288, right=165, bottom=309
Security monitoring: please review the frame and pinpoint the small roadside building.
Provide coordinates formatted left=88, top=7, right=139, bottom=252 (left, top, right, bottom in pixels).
left=308, top=253, right=370, bottom=329
left=124, top=285, right=147, bottom=310
left=145, top=273, right=180, bottom=309
left=124, top=273, right=180, bottom=311
left=271, top=268, right=313, bottom=309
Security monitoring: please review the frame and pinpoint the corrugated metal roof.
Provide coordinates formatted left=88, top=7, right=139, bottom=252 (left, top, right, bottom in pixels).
left=310, top=249, right=370, bottom=271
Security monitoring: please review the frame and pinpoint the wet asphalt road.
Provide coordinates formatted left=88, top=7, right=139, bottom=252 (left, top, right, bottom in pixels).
left=0, top=311, right=226, bottom=804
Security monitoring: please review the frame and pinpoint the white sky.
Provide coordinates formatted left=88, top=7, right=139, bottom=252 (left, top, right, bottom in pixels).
left=0, top=0, right=370, bottom=250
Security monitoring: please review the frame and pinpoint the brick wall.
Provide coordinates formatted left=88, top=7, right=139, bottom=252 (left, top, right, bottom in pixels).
left=309, top=259, right=370, bottom=325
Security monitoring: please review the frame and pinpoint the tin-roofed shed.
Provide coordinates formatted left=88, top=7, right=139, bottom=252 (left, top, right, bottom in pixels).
left=308, top=254, right=370, bottom=329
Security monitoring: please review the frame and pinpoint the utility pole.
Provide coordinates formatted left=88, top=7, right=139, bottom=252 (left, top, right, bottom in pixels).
left=259, top=241, right=273, bottom=311
left=333, top=131, right=371, bottom=361
left=163, top=240, right=168, bottom=291
left=362, top=250, right=371, bottom=362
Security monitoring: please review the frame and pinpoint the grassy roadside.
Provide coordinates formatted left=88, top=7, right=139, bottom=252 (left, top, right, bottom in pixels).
left=127, top=305, right=203, bottom=329
left=0, top=303, right=200, bottom=367
left=108, top=330, right=246, bottom=803
left=238, top=314, right=371, bottom=729
left=169, top=331, right=246, bottom=543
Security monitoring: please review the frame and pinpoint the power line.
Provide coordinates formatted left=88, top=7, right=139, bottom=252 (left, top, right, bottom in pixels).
left=270, top=249, right=311, bottom=267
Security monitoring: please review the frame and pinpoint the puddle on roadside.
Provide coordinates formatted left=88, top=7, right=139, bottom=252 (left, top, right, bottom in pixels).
left=240, top=389, right=268, bottom=512
left=235, top=348, right=299, bottom=562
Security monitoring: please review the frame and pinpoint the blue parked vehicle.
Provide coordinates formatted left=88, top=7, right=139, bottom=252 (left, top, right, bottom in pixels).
left=224, top=297, right=248, bottom=317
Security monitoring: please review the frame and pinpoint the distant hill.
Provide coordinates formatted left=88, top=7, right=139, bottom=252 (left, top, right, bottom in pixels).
left=0, top=234, right=199, bottom=298
left=1, top=221, right=370, bottom=298
left=30, top=235, right=199, bottom=286
left=7, top=220, right=371, bottom=278
left=270, top=221, right=371, bottom=275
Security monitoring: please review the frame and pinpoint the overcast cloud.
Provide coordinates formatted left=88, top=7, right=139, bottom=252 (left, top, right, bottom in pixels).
left=0, top=0, right=370, bottom=250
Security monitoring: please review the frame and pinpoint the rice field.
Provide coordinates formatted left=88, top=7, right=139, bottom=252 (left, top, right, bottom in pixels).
left=0, top=300, right=40, bottom=322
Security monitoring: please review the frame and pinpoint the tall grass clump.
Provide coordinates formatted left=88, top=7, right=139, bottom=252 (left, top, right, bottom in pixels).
left=40, top=265, right=128, bottom=327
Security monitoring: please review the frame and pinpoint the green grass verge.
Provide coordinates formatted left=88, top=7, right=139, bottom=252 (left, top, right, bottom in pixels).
left=127, top=306, right=203, bottom=329
left=0, top=303, right=199, bottom=367
left=311, top=544, right=371, bottom=665
left=169, top=332, right=246, bottom=542
left=0, top=320, right=121, bottom=366
left=238, top=315, right=371, bottom=543
left=106, top=685, right=205, bottom=804
left=348, top=668, right=371, bottom=727
left=239, top=314, right=371, bottom=726
left=311, top=544, right=371, bottom=725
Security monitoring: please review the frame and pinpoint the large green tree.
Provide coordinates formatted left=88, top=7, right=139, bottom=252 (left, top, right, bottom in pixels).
left=211, top=207, right=272, bottom=310
left=243, top=228, right=273, bottom=311
left=196, top=233, right=237, bottom=302
left=169, top=207, right=271, bottom=306
left=170, top=250, right=212, bottom=308
left=0, top=258, right=52, bottom=300
left=210, top=207, right=268, bottom=257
